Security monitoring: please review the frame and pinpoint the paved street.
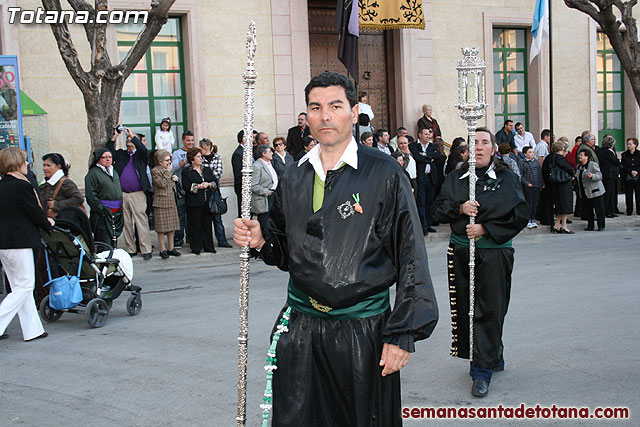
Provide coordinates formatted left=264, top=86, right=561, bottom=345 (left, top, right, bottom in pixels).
left=1, top=220, right=639, bottom=426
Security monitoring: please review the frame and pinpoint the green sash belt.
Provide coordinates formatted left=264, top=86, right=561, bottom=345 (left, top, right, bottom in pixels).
left=450, top=232, right=512, bottom=249
left=286, top=277, right=390, bottom=320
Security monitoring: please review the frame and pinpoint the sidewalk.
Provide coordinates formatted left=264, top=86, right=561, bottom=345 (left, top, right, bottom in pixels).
left=132, top=196, right=639, bottom=268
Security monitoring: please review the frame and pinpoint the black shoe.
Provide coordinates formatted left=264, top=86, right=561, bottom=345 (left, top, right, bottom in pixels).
left=143, top=253, right=152, bottom=260
left=219, top=243, right=232, bottom=248
left=471, top=379, right=489, bottom=397
left=426, top=227, right=437, bottom=233
left=561, top=229, right=575, bottom=234
left=605, top=214, right=615, bottom=218
left=423, top=231, right=429, bottom=236
left=432, top=221, right=440, bottom=226
left=26, top=332, right=48, bottom=342
left=128, top=252, right=137, bottom=257
left=192, top=250, right=201, bottom=255
left=174, top=239, right=184, bottom=249
left=204, top=248, right=217, bottom=254
left=160, top=250, right=169, bottom=259
left=566, top=219, right=572, bottom=224
left=597, top=227, right=605, bottom=231
left=493, top=365, right=504, bottom=372
left=0, top=333, right=8, bottom=340
left=585, top=226, right=594, bottom=231
left=551, top=227, right=561, bottom=234
left=167, top=249, right=181, bottom=257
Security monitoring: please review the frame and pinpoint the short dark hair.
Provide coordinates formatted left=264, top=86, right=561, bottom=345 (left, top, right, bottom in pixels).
left=476, top=127, right=497, bottom=147
left=375, top=128, right=388, bottom=138
left=359, top=91, right=367, bottom=101
left=522, top=146, right=532, bottom=155
left=358, top=113, right=370, bottom=126
left=397, top=126, right=407, bottom=133
left=182, top=130, right=194, bottom=140
left=298, top=112, right=307, bottom=118
left=504, top=120, right=513, bottom=128
left=578, top=148, right=593, bottom=161
left=305, top=72, right=357, bottom=108
left=42, top=153, right=69, bottom=176
left=256, top=144, right=272, bottom=158
left=302, top=135, right=315, bottom=148
left=515, top=122, right=523, bottom=128
left=360, top=132, right=373, bottom=143
left=575, top=135, right=582, bottom=143
left=237, top=130, right=244, bottom=144
left=498, top=143, right=512, bottom=155
left=186, top=147, right=201, bottom=164
left=541, top=129, right=551, bottom=139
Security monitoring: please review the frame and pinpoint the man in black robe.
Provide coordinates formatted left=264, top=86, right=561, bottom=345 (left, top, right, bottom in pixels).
left=234, top=72, right=438, bottom=426
left=434, top=128, right=528, bottom=398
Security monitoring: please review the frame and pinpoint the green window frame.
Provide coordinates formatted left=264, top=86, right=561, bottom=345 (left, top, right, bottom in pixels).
left=492, top=28, right=529, bottom=132
left=117, top=17, right=188, bottom=150
left=597, top=32, right=625, bottom=151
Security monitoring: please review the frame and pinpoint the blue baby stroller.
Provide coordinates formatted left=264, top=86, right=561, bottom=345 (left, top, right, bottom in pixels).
left=39, top=207, right=141, bottom=328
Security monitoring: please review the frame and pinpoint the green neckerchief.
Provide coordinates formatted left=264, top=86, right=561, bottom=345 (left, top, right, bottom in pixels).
left=286, top=169, right=390, bottom=319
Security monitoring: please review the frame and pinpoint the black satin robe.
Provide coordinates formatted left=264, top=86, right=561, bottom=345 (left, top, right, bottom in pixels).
left=433, top=163, right=528, bottom=370
left=257, top=144, right=438, bottom=426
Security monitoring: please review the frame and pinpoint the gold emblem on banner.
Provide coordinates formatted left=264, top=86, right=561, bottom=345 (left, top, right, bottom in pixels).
left=359, top=0, right=425, bottom=30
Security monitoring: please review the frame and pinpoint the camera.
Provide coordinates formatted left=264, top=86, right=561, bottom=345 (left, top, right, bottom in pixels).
left=115, top=125, right=125, bottom=134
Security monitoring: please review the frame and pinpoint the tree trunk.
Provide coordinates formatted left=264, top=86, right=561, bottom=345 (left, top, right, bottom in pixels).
left=41, top=0, right=176, bottom=164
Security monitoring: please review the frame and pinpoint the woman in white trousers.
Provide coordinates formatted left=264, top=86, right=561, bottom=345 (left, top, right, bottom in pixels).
left=0, top=148, right=53, bottom=341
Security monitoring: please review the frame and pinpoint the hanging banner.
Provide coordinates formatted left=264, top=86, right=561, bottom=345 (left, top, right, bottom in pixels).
left=0, top=56, right=24, bottom=151
left=359, top=0, right=425, bottom=30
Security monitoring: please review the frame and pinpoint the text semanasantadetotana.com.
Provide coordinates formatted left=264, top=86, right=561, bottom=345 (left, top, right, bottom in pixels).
left=403, top=404, right=629, bottom=420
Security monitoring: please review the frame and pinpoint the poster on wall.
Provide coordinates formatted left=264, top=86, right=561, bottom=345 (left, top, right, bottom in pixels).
left=0, top=55, right=24, bottom=151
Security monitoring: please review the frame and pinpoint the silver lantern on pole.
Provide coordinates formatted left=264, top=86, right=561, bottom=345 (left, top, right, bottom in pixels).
left=454, top=47, right=487, bottom=363
left=236, top=20, right=257, bottom=427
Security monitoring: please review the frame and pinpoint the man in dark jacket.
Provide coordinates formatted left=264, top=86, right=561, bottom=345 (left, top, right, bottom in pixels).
left=232, top=130, right=246, bottom=218
left=495, top=120, right=516, bottom=153
left=598, top=134, right=621, bottom=217
left=285, top=112, right=311, bottom=159
left=409, top=127, right=443, bottom=234
left=106, top=127, right=152, bottom=259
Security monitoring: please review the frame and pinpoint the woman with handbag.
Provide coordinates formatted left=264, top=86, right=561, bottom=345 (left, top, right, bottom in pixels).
left=0, top=148, right=53, bottom=342
left=151, top=149, right=182, bottom=259
left=199, top=139, right=231, bottom=248
left=542, top=141, right=575, bottom=234
left=577, top=148, right=606, bottom=231
left=38, top=153, right=84, bottom=217
left=182, top=148, right=216, bottom=255
left=621, top=137, right=640, bottom=215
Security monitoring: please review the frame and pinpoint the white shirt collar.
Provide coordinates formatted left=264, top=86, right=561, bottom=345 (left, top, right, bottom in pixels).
left=43, top=169, right=65, bottom=186
left=298, top=137, right=359, bottom=181
left=97, top=164, right=114, bottom=177
left=459, top=162, right=497, bottom=180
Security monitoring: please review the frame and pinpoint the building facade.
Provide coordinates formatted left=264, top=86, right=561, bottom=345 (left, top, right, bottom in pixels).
left=1, top=0, right=638, bottom=189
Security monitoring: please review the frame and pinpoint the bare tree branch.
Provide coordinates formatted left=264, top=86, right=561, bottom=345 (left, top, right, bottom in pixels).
left=119, top=0, right=176, bottom=78
left=565, top=0, right=640, bottom=109
left=41, top=0, right=93, bottom=94
left=66, top=0, right=97, bottom=46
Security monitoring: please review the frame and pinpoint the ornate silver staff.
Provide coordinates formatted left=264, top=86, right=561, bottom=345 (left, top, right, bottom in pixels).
left=236, top=20, right=257, bottom=427
left=454, top=47, right=487, bottom=363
